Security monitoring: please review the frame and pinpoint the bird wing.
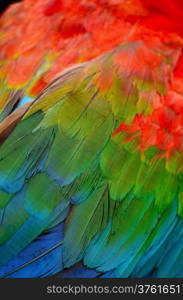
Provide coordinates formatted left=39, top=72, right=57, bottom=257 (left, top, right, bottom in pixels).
left=0, top=40, right=183, bottom=277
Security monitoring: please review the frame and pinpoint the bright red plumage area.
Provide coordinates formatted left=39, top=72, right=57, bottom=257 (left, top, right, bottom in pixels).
left=0, top=0, right=183, bottom=90
left=113, top=95, right=183, bottom=165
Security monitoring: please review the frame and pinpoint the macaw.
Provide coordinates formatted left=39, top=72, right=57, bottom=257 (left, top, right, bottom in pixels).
left=0, top=0, right=183, bottom=278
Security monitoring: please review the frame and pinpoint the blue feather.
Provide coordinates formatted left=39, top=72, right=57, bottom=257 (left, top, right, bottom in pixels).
left=0, top=223, right=64, bottom=278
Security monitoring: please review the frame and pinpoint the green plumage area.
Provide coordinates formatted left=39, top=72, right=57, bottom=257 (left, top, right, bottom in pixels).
left=0, top=190, right=11, bottom=209
left=0, top=41, right=182, bottom=277
left=25, top=173, right=63, bottom=219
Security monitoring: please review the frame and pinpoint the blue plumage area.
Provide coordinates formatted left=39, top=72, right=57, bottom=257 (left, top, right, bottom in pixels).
left=0, top=223, right=64, bottom=278
left=17, top=95, right=34, bottom=109
left=0, top=174, right=24, bottom=194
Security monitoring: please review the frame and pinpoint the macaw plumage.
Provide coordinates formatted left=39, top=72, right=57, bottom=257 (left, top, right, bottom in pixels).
left=0, top=0, right=183, bottom=278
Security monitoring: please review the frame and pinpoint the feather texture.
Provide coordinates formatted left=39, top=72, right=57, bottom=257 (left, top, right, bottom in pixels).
left=0, top=0, right=183, bottom=278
